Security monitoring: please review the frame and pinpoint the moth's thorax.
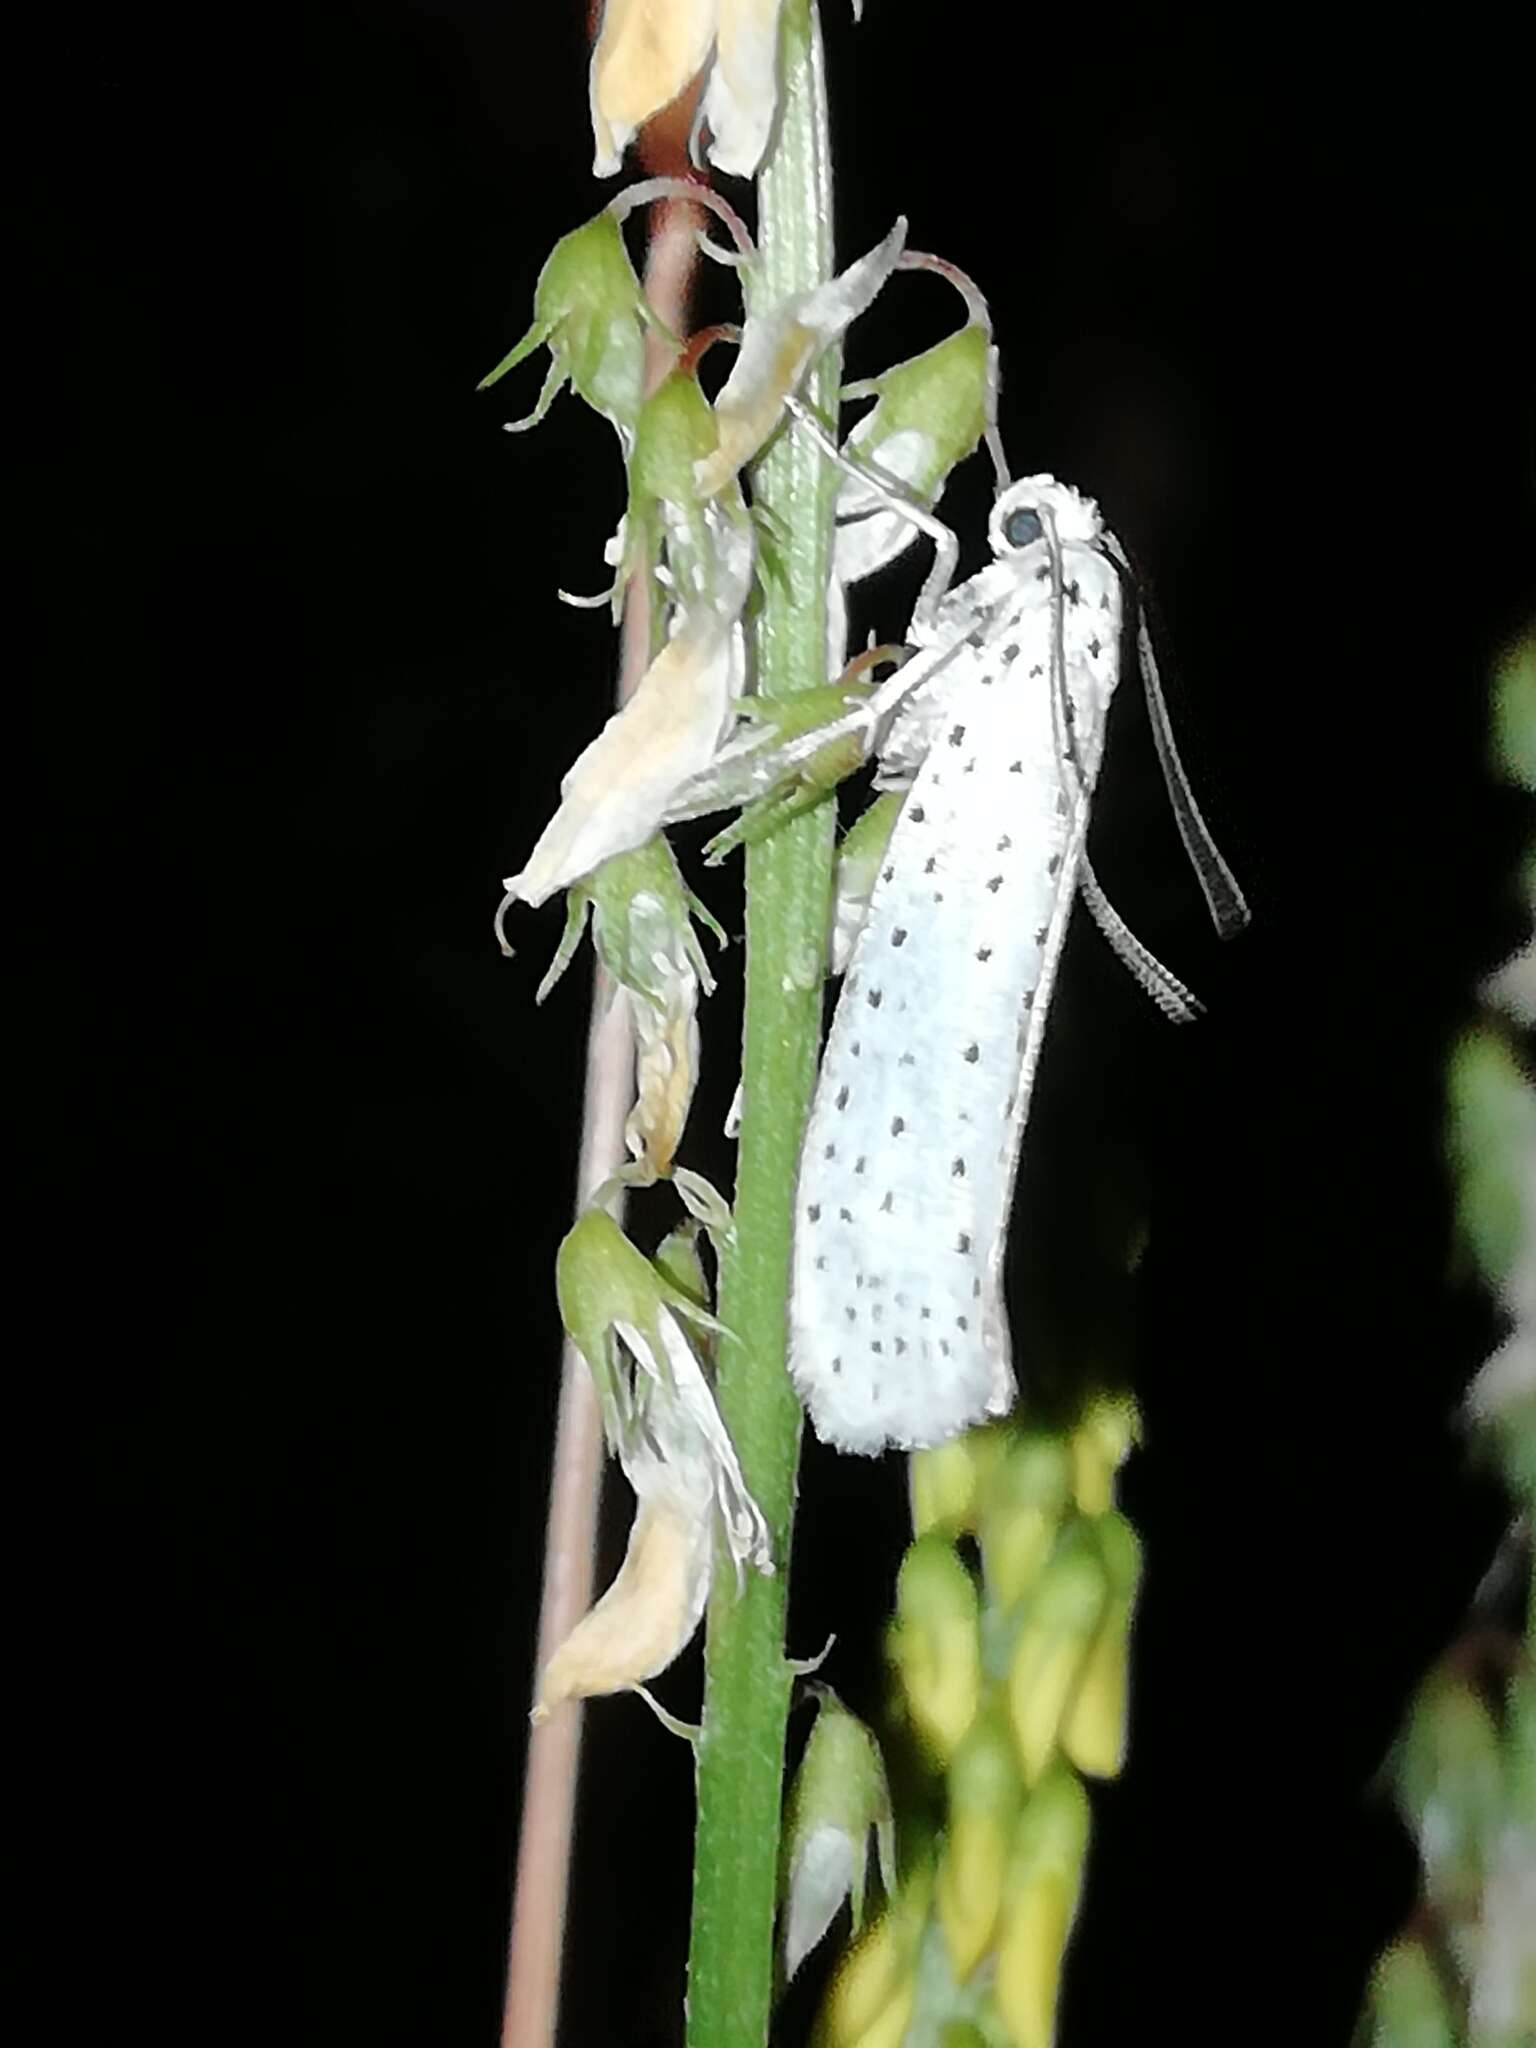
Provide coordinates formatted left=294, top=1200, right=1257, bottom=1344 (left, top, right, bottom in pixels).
left=887, top=540, right=1122, bottom=785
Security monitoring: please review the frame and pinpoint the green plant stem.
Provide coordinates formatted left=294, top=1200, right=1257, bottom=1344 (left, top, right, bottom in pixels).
left=684, top=5, right=839, bottom=2044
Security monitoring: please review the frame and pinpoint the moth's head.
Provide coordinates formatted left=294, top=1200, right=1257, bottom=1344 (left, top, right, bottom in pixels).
left=988, top=475, right=1103, bottom=558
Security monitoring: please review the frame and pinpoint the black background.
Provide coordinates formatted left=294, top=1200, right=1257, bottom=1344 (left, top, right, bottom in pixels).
left=39, top=5, right=1532, bottom=2045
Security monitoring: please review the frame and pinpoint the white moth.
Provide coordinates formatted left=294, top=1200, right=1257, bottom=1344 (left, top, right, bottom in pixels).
left=786, top=465, right=1247, bottom=1454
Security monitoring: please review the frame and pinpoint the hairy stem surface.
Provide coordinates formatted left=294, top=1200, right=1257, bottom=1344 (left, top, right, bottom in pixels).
left=684, top=4, right=840, bottom=2042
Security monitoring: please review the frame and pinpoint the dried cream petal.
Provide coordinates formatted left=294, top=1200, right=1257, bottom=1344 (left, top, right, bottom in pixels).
left=590, top=0, right=719, bottom=176
left=702, top=0, right=783, bottom=177
left=508, top=517, right=752, bottom=907
left=627, top=984, right=700, bottom=1177
left=534, top=1491, right=711, bottom=1717
left=694, top=219, right=906, bottom=498
left=510, top=629, right=733, bottom=906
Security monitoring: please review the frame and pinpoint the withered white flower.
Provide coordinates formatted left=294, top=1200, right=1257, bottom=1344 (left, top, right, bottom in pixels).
left=693, top=217, right=907, bottom=499
left=503, top=502, right=754, bottom=907
left=530, top=838, right=723, bottom=1178
left=590, top=0, right=785, bottom=181
left=535, top=1213, right=772, bottom=1719
left=534, top=1406, right=716, bottom=1722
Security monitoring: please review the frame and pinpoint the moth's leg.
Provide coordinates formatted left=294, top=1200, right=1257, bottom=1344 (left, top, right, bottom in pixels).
left=665, top=685, right=877, bottom=824
left=1077, top=856, right=1205, bottom=1023
left=700, top=648, right=906, bottom=860
left=701, top=723, right=868, bottom=863
left=784, top=396, right=960, bottom=632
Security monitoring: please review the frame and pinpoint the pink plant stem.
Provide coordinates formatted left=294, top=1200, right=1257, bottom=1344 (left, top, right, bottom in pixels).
left=498, top=190, right=702, bottom=2048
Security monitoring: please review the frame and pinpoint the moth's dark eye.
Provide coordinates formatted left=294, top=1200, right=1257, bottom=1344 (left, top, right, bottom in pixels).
left=1003, top=506, right=1043, bottom=548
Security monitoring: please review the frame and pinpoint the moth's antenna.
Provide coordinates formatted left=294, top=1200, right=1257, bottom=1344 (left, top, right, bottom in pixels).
left=1077, top=860, right=1205, bottom=1023
left=1038, top=502, right=1089, bottom=803
left=1048, top=509, right=1209, bottom=1022
left=1102, top=530, right=1251, bottom=940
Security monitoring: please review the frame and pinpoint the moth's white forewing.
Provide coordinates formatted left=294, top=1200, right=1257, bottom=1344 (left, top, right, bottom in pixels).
left=790, top=534, right=1122, bottom=1454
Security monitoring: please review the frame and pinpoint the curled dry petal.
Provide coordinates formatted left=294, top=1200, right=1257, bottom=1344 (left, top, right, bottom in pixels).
left=701, top=0, right=784, bottom=177
left=504, top=507, right=753, bottom=906
left=590, top=0, right=786, bottom=181
left=590, top=0, right=719, bottom=178
left=534, top=1488, right=712, bottom=1717
left=624, top=887, right=705, bottom=1176
left=693, top=218, right=907, bottom=499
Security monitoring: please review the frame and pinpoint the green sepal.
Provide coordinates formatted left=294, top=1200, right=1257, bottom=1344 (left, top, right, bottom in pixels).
left=479, top=210, right=669, bottom=435
left=555, top=1208, right=724, bottom=1428
left=536, top=837, right=721, bottom=1009
left=843, top=322, right=993, bottom=502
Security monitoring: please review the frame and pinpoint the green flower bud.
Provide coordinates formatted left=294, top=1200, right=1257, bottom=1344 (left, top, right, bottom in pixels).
left=891, top=1534, right=982, bottom=1765
left=1394, top=1666, right=1506, bottom=1917
left=1005, top=1523, right=1111, bottom=1787
left=935, top=1708, right=1023, bottom=1982
left=1361, top=1938, right=1459, bottom=2048
left=978, top=1432, right=1074, bottom=1611
left=1491, top=630, right=1536, bottom=792
left=992, top=1767, right=1091, bottom=2048
left=478, top=210, right=662, bottom=436
left=1447, top=1026, right=1536, bottom=1295
left=781, top=1690, right=896, bottom=1981
left=652, top=1220, right=710, bottom=1317
left=1059, top=1513, right=1143, bottom=1781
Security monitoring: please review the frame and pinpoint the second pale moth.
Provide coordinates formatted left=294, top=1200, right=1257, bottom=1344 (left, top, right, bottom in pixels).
left=787, top=471, right=1243, bottom=1455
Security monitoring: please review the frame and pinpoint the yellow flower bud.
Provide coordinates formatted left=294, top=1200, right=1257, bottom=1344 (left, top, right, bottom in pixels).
left=1068, top=1392, right=1138, bottom=1516
left=1005, top=1524, right=1110, bottom=1787
left=935, top=1710, right=1023, bottom=1981
left=1059, top=1514, right=1142, bottom=1780
left=910, top=1423, right=1008, bottom=1537
left=890, top=1535, right=981, bottom=1765
left=978, top=1431, right=1074, bottom=1610
left=817, top=1870, right=931, bottom=2048
left=992, top=1768, right=1091, bottom=2048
